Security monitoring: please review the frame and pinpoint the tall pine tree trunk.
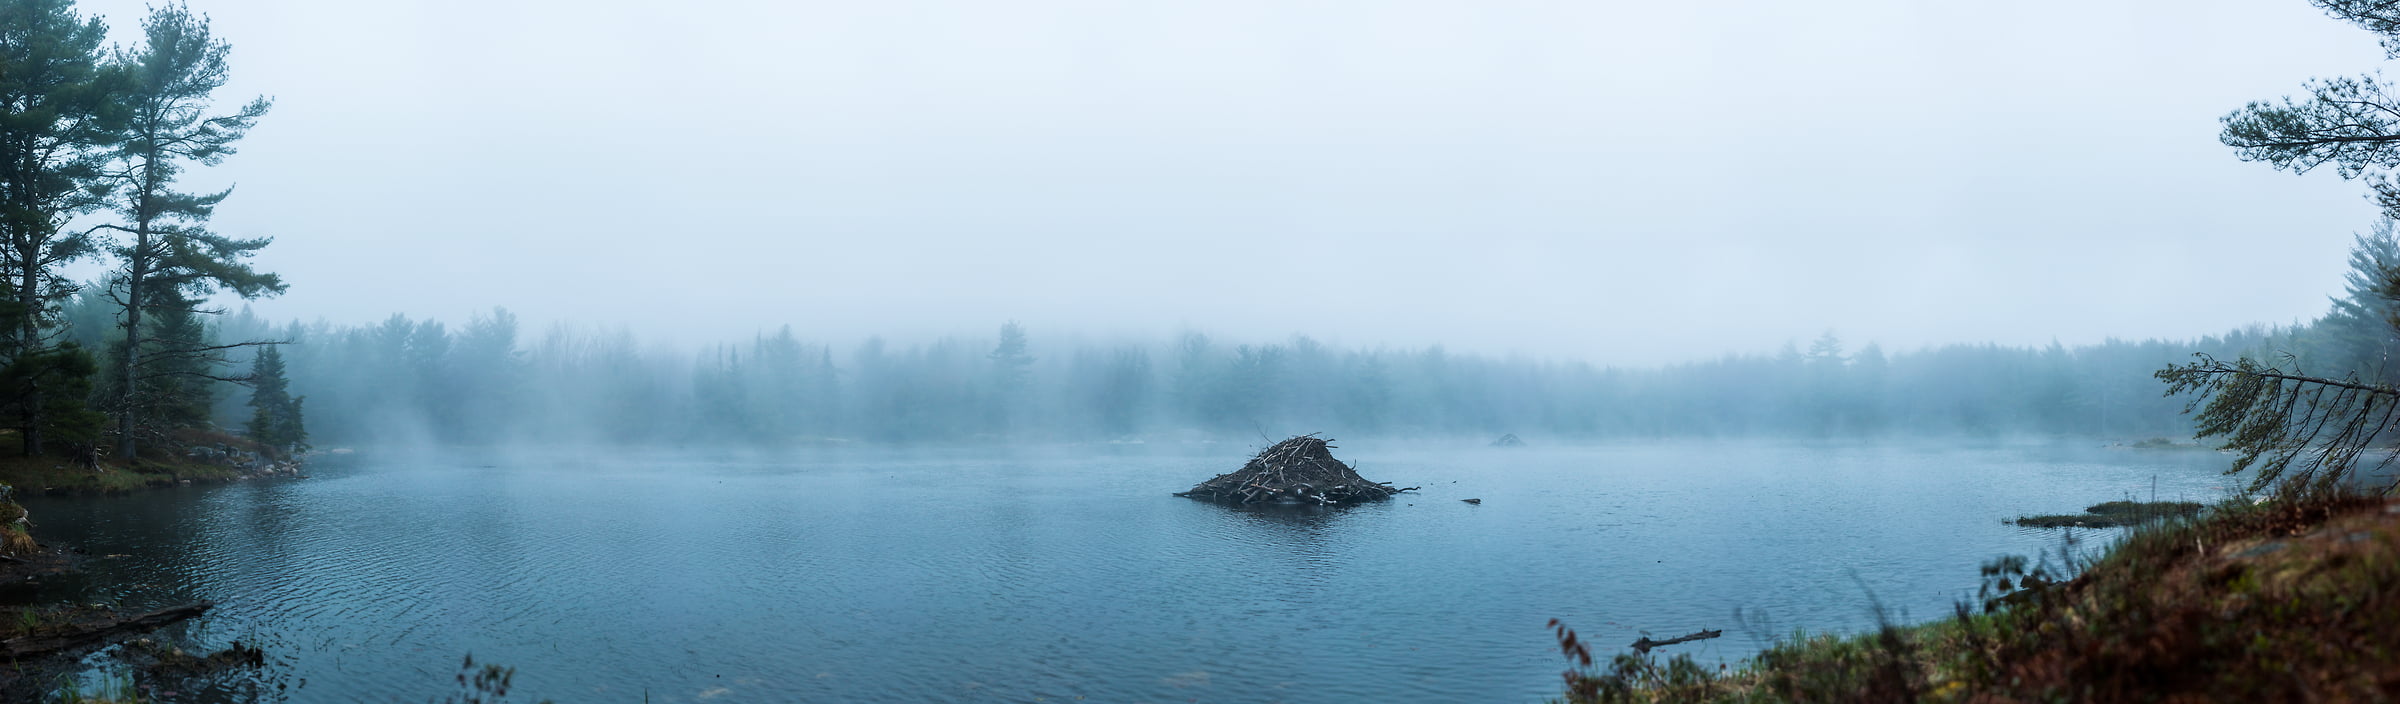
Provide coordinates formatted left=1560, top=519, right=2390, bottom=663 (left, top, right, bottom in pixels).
left=115, top=267, right=143, bottom=459
left=115, top=154, right=161, bottom=461
left=16, top=255, right=41, bottom=457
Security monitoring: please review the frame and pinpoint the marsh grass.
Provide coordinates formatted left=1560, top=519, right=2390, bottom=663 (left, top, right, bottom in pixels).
left=434, top=654, right=553, bottom=704
left=0, top=522, right=38, bottom=557
left=52, top=670, right=141, bottom=704
left=2010, top=500, right=2204, bottom=528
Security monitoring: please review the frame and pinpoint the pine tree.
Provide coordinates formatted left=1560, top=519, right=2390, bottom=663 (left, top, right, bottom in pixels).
left=244, top=345, right=302, bottom=453
left=2165, top=0, right=2400, bottom=496
left=2221, top=3, right=2400, bottom=221
left=98, top=288, right=227, bottom=453
left=2315, top=221, right=2400, bottom=382
left=987, top=321, right=1034, bottom=433
left=1171, top=332, right=1218, bottom=428
left=447, top=307, right=523, bottom=441
left=102, top=3, right=279, bottom=459
left=139, top=300, right=212, bottom=427
left=0, top=338, right=103, bottom=460
left=1093, top=346, right=1150, bottom=437
left=0, top=0, right=119, bottom=455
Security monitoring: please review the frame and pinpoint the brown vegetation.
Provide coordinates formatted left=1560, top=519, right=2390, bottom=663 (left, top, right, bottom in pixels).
left=1556, top=492, right=2400, bottom=703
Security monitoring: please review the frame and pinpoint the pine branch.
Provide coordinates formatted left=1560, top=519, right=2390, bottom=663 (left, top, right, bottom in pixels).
left=2159, top=353, right=2400, bottom=495
left=132, top=338, right=287, bottom=362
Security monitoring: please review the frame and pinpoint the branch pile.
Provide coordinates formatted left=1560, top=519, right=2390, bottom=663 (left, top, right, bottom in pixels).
left=1175, top=435, right=1416, bottom=505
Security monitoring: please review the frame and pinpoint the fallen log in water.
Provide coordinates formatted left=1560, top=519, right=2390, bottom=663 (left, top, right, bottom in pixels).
left=1630, top=629, right=1722, bottom=655
left=0, top=601, right=213, bottom=659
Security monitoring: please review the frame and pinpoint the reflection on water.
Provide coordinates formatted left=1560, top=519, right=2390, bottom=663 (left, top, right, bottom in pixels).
left=1223, top=502, right=1359, bottom=527
left=20, top=441, right=2231, bottom=703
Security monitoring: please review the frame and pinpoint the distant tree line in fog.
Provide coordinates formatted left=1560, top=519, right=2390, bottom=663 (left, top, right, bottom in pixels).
left=43, top=319, right=2280, bottom=446
left=173, top=316, right=2251, bottom=445
left=78, top=223, right=2385, bottom=446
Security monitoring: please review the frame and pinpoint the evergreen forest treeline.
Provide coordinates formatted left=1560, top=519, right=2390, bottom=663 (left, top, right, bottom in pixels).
left=146, top=218, right=2399, bottom=447
left=245, top=323, right=2311, bottom=445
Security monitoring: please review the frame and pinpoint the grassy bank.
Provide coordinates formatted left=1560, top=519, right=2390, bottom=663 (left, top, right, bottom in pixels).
left=0, top=429, right=290, bottom=496
left=0, top=453, right=248, bottom=494
left=1557, top=492, right=2400, bottom=702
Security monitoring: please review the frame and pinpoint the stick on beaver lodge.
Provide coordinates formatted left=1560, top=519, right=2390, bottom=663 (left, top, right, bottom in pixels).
left=1175, top=435, right=1418, bottom=505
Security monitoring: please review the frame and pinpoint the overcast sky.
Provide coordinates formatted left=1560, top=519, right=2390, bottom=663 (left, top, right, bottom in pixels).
left=64, top=0, right=2394, bottom=365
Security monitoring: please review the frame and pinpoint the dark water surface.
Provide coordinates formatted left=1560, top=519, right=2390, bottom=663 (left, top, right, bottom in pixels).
left=20, top=440, right=2231, bottom=703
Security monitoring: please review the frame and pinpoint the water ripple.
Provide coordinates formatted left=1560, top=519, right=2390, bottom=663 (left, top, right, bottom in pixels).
left=16, top=442, right=2235, bottom=703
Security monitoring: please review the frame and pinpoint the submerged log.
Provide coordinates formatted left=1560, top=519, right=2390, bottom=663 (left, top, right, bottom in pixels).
left=0, top=601, right=214, bottom=659
left=1176, top=435, right=1416, bottom=506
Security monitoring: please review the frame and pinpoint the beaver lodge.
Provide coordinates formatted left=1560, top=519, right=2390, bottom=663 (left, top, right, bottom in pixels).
left=1175, top=435, right=1416, bottom=505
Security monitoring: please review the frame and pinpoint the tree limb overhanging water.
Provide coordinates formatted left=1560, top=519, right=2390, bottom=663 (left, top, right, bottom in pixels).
left=2157, top=353, right=2400, bottom=495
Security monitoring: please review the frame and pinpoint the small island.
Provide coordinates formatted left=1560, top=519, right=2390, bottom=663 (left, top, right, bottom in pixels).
left=2011, top=500, right=2206, bottom=529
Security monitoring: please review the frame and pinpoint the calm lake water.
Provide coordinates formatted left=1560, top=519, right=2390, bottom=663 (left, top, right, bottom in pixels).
left=18, top=440, right=2232, bottom=703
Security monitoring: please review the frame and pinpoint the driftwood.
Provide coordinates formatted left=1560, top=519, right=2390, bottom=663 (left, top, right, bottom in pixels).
left=1630, top=629, right=1722, bottom=655
left=1175, top=435, right=1417, bottom=505
left=0, top=601, right=213, bottom=659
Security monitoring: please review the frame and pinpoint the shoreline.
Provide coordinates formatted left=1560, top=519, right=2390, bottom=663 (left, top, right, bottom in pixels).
left=0, top=435, right=303, bottom=700
left=1561, top=491, right=2400, bottom=702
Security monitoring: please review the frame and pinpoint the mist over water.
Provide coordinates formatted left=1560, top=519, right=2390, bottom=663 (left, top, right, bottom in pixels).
left=24, top=440, right=2228, bottom=703
left=119, top=303, right=2317, bottom=450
